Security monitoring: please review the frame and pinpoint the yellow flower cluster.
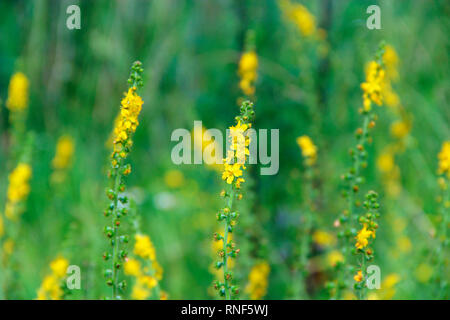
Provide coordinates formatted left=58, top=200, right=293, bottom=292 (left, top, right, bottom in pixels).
left=281, top=0, right=316, bottom=37
left=355, top=225, right=375, bottom=250
left=52, top=135, right=75, bottom=170
left=222, top=121, right=251, bottom=189
left=361, top=61, right=385, bottom=112
left=5, top=163, right=32, bottom=220
left=134, top=233, right=156, bottom=260
left=112, top=87, right=144, bottom=154
left=296, top=135, right=317, bottom=166
left=438, top=141, right=450, bottom=177
left=353, top=270, right=363, bottom=283
left=124, top=234, right=164, bottom=300
left=238, top=51, right=258, bottom=96
left=245, top=262, right=270, bottom=300
left=6, top=72, right=29, bottom=113
left=36, top=256, right=69, bottom=300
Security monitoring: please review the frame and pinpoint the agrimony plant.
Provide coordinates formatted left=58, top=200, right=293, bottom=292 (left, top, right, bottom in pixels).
left=213, top=100, right=255, bottom=300
left=103, top=61, right=144, bottom=300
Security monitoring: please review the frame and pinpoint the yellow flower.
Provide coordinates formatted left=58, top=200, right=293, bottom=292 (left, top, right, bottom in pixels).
left=361, top=61, right=385, bottom=111
left=437, top=141, right=450, bottom=177
left=355, top=225, right=375, bottom=250
left=6, top=72, right=29, bottom=112
left=36, top=256, right=69, bottom=300
left=296, top=135, right=317, bottom=165
left=131, top=284, right=150, bottom=300
left=112, top=87, right=144, bottom=151
left=390, top=121, right=410, bottom=139
left=312, top=230, right=335, bottom=247
left=222, top=163, right=243, bottom=184
left=245, top=262, right=270, bottom=300
left=0, top=215, right=4, bottom=238
left=164, top=170, right=184, bottom=188
left=124, top=258, right=142, bottom=277
left=3, top=238, right=14, bottom=256
left=383, top=273, right=400, bottom=289
left=327, top=250, right=344, bottom=267
left=353, top=270, right=363, bottom=282
left=153, top=260, right=163, bottom=281
left=281, top=1, right=316, bottom=37
left=383, top=45, right=399, bottom=82
left=238, top=51, right=258, bottom=96
left=52, top=135, right=75, bottom=170
left=50, top=257, right=69, bottom=278
left=377, top=152, right=394, bottom=173
left=138, top=275, right=158, bottom=289
left=6, top=163, right=32, bottom=205
left=378, top=273, right=400, bottom=300
left=134, top=234, right=156, bottom=261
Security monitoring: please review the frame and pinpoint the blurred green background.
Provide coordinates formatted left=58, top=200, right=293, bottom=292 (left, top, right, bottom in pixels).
left=0, top=0, right=448, bottom=299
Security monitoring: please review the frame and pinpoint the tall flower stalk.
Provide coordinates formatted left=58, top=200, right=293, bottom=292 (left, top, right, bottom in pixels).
left=330, top=45, right=386, bottom=299
left=214, top=100, right=255, bottom=300
left=103, top=61, right=144, bottom=300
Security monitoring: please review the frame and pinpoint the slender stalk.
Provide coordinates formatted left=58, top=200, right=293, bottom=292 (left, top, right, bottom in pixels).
left=223, top=187, right=235, bottom=300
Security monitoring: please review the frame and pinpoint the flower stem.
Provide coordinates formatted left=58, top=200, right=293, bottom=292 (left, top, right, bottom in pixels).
left=223, top=186, right=235, bottom=300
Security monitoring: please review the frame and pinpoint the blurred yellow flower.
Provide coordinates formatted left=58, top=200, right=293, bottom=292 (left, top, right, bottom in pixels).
left=6, top=163, right=32, bottom=205
left=5, top=163, right=32, bottom=221
left=312, top=230, right=335, bottom=247
left=397, top=236, right=412, bottom=253
left=281, top=0, right=316, bottom=37
left=6, top=72, right=29, bottom=113
left=245, top=262, right=270, bottom=300
left=164, top=169, right=185, bottom=188
left=52, top=135, right=75, bottom=170
left=415, top=263, right=433, bottom=283
left=36, top=256, right=69, bottom=300
left=296, top=135, right=317, bottom=165
left=134, top=234, right=156, bottom=261
left=124, top=258, right=142, bottom=277
left=437, top=141, right=450, bottom=177
left=383, top=45, right=399, bottom=82
left=377, top=152, right=395, bottom=173
left=238, top=51, right=258, bottom=96
left=327, top=250, right=344, bottom=267
left=3, top=238, right=14, bottom=256
left=138, top=275, right=158, bottom=289
left=390, top=121, right=410, bottom=139
left=131, top=285, right=150, bottom=300
left=0, top=215, right=4, bottom=238
left=50, top=256, right=69, bottom=278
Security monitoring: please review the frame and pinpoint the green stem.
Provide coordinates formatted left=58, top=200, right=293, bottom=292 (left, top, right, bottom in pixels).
left=111, top=162, right=123, bottom=299
left=223, top=186, right=235, bottom=300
